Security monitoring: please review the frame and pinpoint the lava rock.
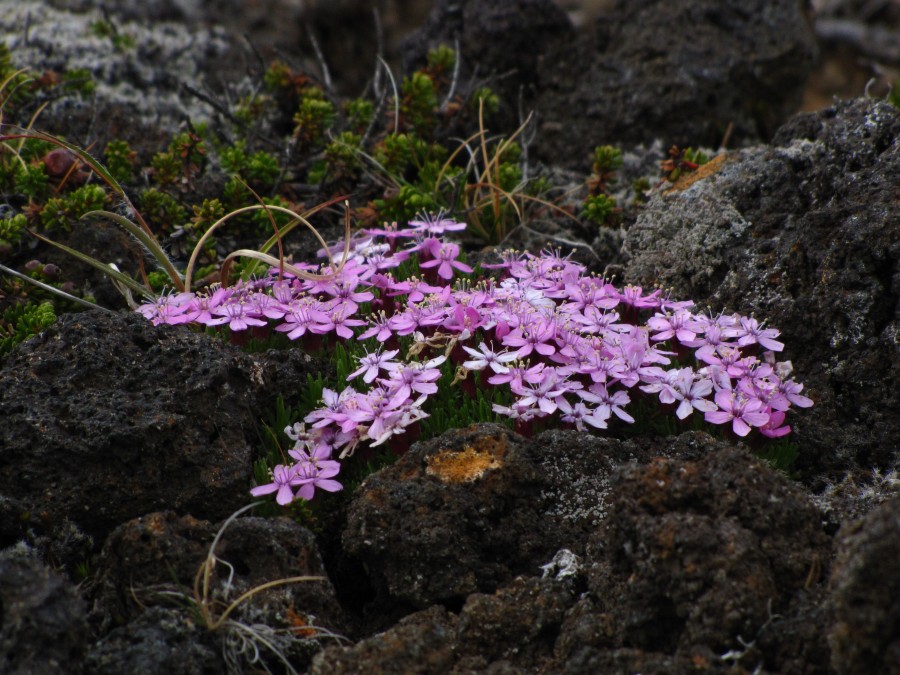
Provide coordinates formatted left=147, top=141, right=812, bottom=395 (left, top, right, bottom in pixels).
left=341, top=423, right=671, bottom=620
left=580, top=445, right=831, bottom=662
left=342, top=424, right=556, bottom=614
left=623, top=97, right=900, bottom=481
left=89, top=510, right=346, bottom=671
left=0, top=553, right=88, bottom=675
left=312, top=576, right=574, bottom=674
left=828, top=495, right=900, bottom=673
left=0, top=310, right=318, bottom=539
left=311, top=605, right=458, bottom=674
left=402, top=0, right=573, bottom=121
left=84, top=606, right=221, bottom=675
left=535, top=0, right=817, bottom=167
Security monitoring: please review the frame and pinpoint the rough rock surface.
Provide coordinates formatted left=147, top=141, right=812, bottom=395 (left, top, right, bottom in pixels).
left=0, top=553, right=88, bottom=674
left=0, top=310, right=322, bottom=540
left=91, top=511, right=345, bottom=632
left=0, top=1, right=896, bottom=673
left=340, top=425, right=712, bottom=623
left=403, top=0, right=817, bottom=168
left=84, top=606, right=221, bottom=675
left=317, top=432, right=832, bottom=673
left=624, top=98, right=900, bottom=482
left=537, top=0, right=818, bottom=161
left=581, top=447, right=831, bottom=665
left=828, top=495, right=900, bottom=673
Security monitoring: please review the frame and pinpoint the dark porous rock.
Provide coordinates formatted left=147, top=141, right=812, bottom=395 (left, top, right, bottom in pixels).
left=579, top=445, right=831, bottom=665
left=556, top=646, right=702, bottom=675
left=90, top=511, right=346, bottom=670
left=341, top=424, right=665, bottom=621
left=828, top=495, right=900, bottom=673
left=311, top=604, right=458, bottom=674
left=452, top=575, right=574, bottom=670
left=84, top=606, right=221, bottom=675
left=623, top=97, right=900, bottom=480
left=0, top=553, right=88, bottom=675
left=535, top=0, right=817, bottom=169
left=0, top=310, right=313, bottom=540
left=401, top=0, right=574, bottom=129
left=342, top=424, right=556, bottom=615
left=313, top=577, right=573, bottom=674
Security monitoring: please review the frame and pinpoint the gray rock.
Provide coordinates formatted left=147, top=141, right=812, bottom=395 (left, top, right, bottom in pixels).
left=829, top=495, right=900, bottom=673
left=535, top=0, right=817, bottom=167
left=580, top=445, right=831, bottom=664
left=85, top=607, right=220, bottom=675
left=0, top=554, right=88, bottom=675
left=0, top=310, right=324, bottom=540
left=623, top=97, right=900, bottom=481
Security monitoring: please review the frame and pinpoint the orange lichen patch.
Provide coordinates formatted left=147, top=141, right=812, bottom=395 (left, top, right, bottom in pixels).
left=664, top=152, right=731, bottom=193
left=426, top=438, right=506, bottom=483
left=284, top=607, right=319, bottom=638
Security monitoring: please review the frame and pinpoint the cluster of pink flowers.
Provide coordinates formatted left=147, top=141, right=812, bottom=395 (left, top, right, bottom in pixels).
left=136, top=216, right=812, bottom=505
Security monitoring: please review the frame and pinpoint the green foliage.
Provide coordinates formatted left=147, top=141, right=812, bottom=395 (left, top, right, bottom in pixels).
left=418, top=359, right=513, bottom=440
left=319, top=131, right=362, bottom=182
left=219, top=141, right=281, bottom=189
left=293, top=90, right=335, bottom=148
left=662, top=145, right=709, bottom=182
left=592, top=145, right=623, bottom=175
left=103, top=139, right=137, bottom=183
left=60, top=68, right=96, bottom=97
left=146, top=270, right=171, bottom=293
left=0, top=301, right=56, bottom=360
left=470, top=87, right=499, bottom=116
left=632, top=177, right=651, bottom=206
left=190, top=198, right=225, bottom=232
left=373, top=132, right=435, bottom=175
left=582, top=193, right=618, bottom=226
left=0, top=213, right=26, bottom=251
left=250, top=195, right=294, bottom=236
left=426, top=44, right=456, bottom=76
left=39, top=184, right=107, bottom=231
left=150, top=150, right=182, bottom=185
left=14, top=162, right=49, bottom=199
left=755, top=438, right=799, bottom=476
left=586, top=144, right=622, bottom=197
left=888, top=85, right=900, bottom=109
left=152, top=130, right=207, bottom=186
left=0, top=43, right=35, bottom=111
left=344, top=98, right=374, bottom=134
left=583, top=145, right=623, bottom=226
left=139, top=188, right=187, bottom=233
left=683, top=147, right=709, bottom=166
left=263, top=61, right=295, bottom=92
left=400, top=72, right=438, bottom=134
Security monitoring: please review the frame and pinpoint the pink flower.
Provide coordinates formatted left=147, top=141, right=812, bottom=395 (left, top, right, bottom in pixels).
left=558, top=398, right=610, bottom=431
left=136, top=292, right=197, bottom=326
left=704, top=390, right=770, bottom=436
left=462, top=342, right=518, bottom=373
left=281, top=444, right=343, bottom=501
left=207, top=299, right=268, bottom=332
left=647, top=309, right=702, bottom=343
left=250, top=464, right=300, bottom=505
left=725, top=316, right=785, bottom=352
left=418, top=238, right=473, bottom=280
left=408, top=216, right=467, bottom=236
left=348, top=348, right=401, bottom=383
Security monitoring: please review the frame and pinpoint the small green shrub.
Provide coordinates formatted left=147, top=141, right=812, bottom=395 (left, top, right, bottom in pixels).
left=39, top=184, right=108, bottom=231
left=0, top=301, right=56, bottom=360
